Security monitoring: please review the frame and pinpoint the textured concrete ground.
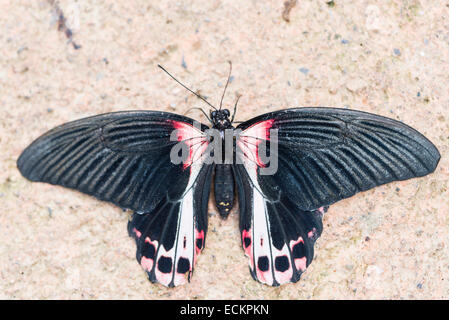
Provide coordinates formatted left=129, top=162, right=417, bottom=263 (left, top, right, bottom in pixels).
left=0, top=1, right=448, bottom=299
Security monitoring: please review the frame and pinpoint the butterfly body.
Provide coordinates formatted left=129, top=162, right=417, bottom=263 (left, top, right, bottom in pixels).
left=17, top=107, right=440, bottom=287
left=208, top=108, right=236, bottom=219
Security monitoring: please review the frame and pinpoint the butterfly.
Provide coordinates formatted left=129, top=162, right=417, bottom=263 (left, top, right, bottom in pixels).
left=17, top=65, right=440, bottom=287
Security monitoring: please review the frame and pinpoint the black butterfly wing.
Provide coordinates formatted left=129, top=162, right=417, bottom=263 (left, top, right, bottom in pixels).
left=235, top=107, right=440, bottom=286
left=17, top=111, right=213, bottom=287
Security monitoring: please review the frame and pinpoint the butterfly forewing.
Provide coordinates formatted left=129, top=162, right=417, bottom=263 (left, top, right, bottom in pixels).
left=237, top=107, right=440, bottom=211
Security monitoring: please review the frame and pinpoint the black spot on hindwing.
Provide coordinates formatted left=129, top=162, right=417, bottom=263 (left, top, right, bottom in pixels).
left=177, top=258, right=190, bottom=274
left=292, top=241, right=306, bottom=259
left=275, top=256, right=290, bottom=272
left=158, top=256, right=173, bottom=273
left=257, top=256, right=269, bottom=272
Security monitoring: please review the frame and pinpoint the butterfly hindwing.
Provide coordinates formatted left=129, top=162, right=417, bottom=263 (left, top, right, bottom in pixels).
left=128, top=163, right=213, bottom=286
left=234, top=163, right=327, bottom=285
left=17, top=111, right=213, bottom=286
left=235, top=107, right=440, bottom=286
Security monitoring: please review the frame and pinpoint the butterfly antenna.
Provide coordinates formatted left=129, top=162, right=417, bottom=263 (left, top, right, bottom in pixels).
left=158, top=64, right=218, bottom=111
left=230, top=94, right=242, bottom=123
left=184, top=107, right=212, bottom=122
left=219, top=61, right=233, bottom=111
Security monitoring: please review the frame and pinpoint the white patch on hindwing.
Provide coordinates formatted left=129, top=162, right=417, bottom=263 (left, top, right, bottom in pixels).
left=239, top=153, right=297, bottom=285
left=154, top=162, right=204, bottom=286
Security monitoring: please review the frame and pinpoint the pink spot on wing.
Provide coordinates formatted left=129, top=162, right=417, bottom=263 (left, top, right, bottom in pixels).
left=132, top=228, right=142, bottom=238
left=308, top=228, right=317, bottom=238
left=290, top=236, right=307, bottom=272
left=242, top=229, right=254, bottom=269
left=156, top=256, right=173, bottom=285
left=237, top=119, right=275, bottom=168
left=171, top=121, right=208, bottom=170
left=256, top=267, right=270, bottom=283
left=294, top=257, right=307, bottom=272
left=140, top=236, right=157, bottom=272
left=145, top=236, right=157, bottom=247
left=141, top=256, right=153, bottom=271
left=194, top=229, right=205, bottom=258
left=275, top=254, right=293, bottom=284
left=243, top=119, right=275, bottom=141
left=290, top=236, right=304, bottom=247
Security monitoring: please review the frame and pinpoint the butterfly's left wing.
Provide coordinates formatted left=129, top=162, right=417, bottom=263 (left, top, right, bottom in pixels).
left=17, top=111, right=213, bottom=287
left=235, top=107, right=440, bottom=286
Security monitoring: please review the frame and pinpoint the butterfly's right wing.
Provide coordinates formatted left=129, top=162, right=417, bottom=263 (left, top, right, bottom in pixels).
left=17, top=111, right=213, bottom=287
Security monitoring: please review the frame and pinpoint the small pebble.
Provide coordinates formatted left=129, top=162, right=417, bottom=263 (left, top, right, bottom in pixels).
left=299, top=67, right=309, bottom=75
left=181, top=56, right=187, bottom=69
left=17, top=46, right=28, bottom=55
left=393, top=48, right=401, bottom=56
left=341, top=39, right=349, bottom=44
left=346, top=78, right=367, bottom=92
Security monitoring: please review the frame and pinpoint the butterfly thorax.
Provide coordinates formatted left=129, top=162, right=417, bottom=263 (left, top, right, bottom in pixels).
left=210, top=109, right=233, bottom=130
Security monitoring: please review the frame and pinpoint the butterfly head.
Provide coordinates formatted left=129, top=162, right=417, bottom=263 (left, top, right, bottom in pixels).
left=211, top=109, right=233, bottom=130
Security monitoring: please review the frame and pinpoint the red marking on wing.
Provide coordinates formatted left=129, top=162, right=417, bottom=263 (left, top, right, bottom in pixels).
left=242, top=229, right=253, bottom=264
left=132, top=228, right=142, bottom=238
left=308, top=227, right=317, bottom=239
left=173, top=258, right=191, bottom=286
left=256, top=265, right=271, bottom=284
left=294, top=257, right=307, bottom=272
left=237, top=119, right=275, bottom=168
left=140, top=236, right=158, bottom=272
left=194, top=229, right=205, bottom=258
left=156, top=256, right=173, bottom=285
left=141, top=257, right=154, bottom=271
left=290, top=236, right=307, bottom=272
left=171, top=121, right=208, bottom=170
left=145, top=236, right=157, bottom=246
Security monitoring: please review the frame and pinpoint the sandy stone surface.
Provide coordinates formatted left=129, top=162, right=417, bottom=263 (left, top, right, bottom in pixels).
left=0, top=1, right=448, bottom=299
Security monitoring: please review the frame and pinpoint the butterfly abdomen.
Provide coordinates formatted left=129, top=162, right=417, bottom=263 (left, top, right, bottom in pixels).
left=214, top=164, right=235, bottom=219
